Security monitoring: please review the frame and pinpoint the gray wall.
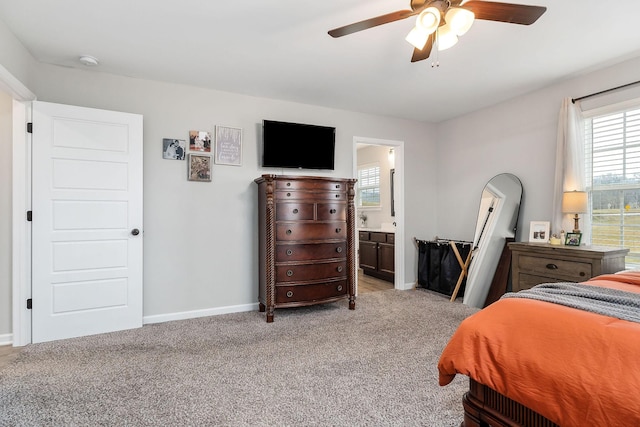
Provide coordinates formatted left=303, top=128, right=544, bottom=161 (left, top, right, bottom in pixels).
left=0, top=17, right=36, bottom=93
left=435, top=55, right=640, bottom=244
left=21, top=63, right=437, bottom=324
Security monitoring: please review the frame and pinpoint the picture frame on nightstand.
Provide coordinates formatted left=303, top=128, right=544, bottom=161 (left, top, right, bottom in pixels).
left=528, top=221, right=550, bottom=243
left=565, top=232, right=582, bottom=246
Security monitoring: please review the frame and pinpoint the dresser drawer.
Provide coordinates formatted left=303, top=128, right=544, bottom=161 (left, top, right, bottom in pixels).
left=517, top=273, right=567, bottom=291
left=276, top=222, right=346, bottom=241
left=518, top=254, right=591, bottom=281
left=275, top=280, right=348, bottom=304
left=276, top=203, right=314, bottom=221
left=276, top=260, right=347, bottom=283
left=276, top=190, right=345, bottom=201
left=276, top=180, right=346, bottom=192
left=370, top=232, right=387, bottom=243
left=316, top=203, right=346, bottom=221
left=276, top=242, right=346, bottom=262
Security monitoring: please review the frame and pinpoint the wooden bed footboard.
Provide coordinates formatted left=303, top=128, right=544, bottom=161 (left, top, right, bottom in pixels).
left=462, top=379, right=559, bottom=427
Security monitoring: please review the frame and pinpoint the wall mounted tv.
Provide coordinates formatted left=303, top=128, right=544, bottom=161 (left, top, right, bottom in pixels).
left=262, top=120, right=335, bottom=170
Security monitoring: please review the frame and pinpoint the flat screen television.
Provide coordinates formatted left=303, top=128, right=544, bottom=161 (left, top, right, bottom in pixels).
left=262, top=120, right=335, bottom=170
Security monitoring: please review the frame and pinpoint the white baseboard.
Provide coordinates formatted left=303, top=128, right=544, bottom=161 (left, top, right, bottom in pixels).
left=399, top=281, right=416, bottom=291
left=0, top=333, right=13, bottom=346
left=143, top=302, right=260, bottom=325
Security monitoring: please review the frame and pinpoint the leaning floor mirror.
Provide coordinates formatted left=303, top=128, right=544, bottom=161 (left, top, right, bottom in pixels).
left=463, top=173, right=523, bottom=309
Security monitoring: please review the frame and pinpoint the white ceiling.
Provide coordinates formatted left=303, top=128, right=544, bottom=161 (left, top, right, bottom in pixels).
left=1, top=0, right=640, bottom=123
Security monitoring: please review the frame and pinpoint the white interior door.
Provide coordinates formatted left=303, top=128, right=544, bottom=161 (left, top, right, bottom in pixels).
left=31, top=101, right=143, bottom=343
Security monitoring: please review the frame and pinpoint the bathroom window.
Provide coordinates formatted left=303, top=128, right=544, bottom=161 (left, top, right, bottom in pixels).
left=357, top=164, right=380, bottom=208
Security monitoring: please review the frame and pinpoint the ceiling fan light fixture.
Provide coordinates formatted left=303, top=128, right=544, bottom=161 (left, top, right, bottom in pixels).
left=445, top=7, right=475, bottom=36
left=416, top=7, right=441, bottom=34
left=437, top=24, right=458, bottom=51
left=405, top=26, right=430, bottom=50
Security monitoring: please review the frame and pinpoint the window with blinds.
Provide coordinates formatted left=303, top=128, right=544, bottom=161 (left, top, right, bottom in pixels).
left=585, top=106, right=640, bottom=265
left=357, top=164, right=380, bottom=207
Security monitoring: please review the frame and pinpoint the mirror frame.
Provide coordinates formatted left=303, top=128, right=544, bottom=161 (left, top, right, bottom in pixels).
left=463, top=173, right=523, bottom=308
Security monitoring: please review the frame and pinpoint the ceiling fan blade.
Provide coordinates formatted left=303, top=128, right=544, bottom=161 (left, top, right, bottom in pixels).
left=410, top=34, right=434, bottom=63
left=461, top=1, right=546, bottom=25
left=328, top=9, right=417, bottom=38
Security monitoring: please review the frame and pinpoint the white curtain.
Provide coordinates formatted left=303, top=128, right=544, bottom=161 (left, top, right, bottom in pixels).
left=552, top=97, right=590, bottom=243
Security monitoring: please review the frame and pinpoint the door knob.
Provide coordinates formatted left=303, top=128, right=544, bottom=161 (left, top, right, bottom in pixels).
left=131, top=228, right=140, bottom=236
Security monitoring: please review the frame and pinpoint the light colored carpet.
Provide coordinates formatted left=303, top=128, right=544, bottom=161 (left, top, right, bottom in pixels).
left=0, top=289, right=478, bottom=426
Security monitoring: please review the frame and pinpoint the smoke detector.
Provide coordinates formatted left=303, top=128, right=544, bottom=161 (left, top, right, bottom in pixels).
left=78, top=55, right=99, bottom=66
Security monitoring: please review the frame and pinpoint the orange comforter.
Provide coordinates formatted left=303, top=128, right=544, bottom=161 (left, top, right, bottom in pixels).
left=438, top=271, right=640, bottom=426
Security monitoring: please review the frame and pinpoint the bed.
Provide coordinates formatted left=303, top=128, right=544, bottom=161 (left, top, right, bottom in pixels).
left=438, top=271, right=640, bottom=427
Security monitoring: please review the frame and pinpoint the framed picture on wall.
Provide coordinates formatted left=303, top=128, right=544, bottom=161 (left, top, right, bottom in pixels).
left=189, top=130, right=212, bottom=152
left=187, top=154, right=212, bottom=182
left=528, top=221, right=550, bottom=243
left=214, top=125, right=242, bottom=166
left=162, top=138, right=186, bottom=160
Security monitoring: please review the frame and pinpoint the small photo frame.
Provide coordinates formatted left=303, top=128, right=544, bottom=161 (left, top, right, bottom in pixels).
left=187, top=154, right=212, bottom=182
left=529, top=221, right=550, bottom=243
left=189, top=130, right=212, bottom=152
left=162, top=138, right=186, bottom=160
left=565, top=232, right=582, bottom=246
left=214, top=125, right=242, bottom=166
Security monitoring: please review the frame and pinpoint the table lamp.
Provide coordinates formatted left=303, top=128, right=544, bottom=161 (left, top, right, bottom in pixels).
left=562, top=190, right=588, bottom=233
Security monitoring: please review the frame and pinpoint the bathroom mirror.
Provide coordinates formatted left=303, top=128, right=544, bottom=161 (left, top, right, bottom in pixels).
left=463, top=173, right=523, bottom=308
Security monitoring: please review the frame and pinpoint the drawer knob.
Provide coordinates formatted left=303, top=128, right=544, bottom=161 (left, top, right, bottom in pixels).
left=286, top=249, right=293, bottom=256
left=335, top=184, right=340, bottom=189
left=293, top=208, right=299, bottom=214
left=580, top=272, right=586, bottom=276
left=337, top=285, right=343, bottom=291
left=330, top=209, right=337, bottom=214
left=546, top=263, right=558, bottom=270
left=286, top=182, right=291, bottom=187
left=335, top=194, right=340, bottom=198
left=336, top=247, right=343, bottom=253
left=335, top=228, right=342, bottom=233
left=286, top=229, right=292, bottom=235
left=286, top=192, right=291, bottom=197
left=286, top=270, right=293, bottom=277
left=286, top=291, right=293, bottom=298
left=337, top=266, right=343, bottom=273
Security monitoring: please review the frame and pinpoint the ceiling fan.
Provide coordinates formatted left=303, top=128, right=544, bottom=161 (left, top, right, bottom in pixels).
left=328, top=0, right=547, bottom=63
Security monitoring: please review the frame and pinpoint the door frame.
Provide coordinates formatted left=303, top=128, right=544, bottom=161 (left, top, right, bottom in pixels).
left=2, top=64, right=36, bottom=346
left=353, top=136, right=407, bottom=290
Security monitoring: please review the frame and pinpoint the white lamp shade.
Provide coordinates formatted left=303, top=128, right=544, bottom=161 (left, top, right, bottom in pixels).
left=562, top=191, right=588, bottom=213
left=417, top=7, right=441, bottom=34
left=445, top=8, right=475, bottom=36
left=405, top=26, right=430, bottom=49
left=437, top=24, right=458, bottom=51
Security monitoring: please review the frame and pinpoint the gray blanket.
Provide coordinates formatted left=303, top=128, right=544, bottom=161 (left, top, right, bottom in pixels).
left=501, top=282, right=640, bottom=323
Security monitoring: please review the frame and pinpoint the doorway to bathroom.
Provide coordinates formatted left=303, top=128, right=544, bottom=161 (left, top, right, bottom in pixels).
left=353, top=137, right=405, bottom=292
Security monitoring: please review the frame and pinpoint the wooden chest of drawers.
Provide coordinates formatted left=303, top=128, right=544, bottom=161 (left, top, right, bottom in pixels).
left=255, top=175, right=357, bottom=322
left=508, top=242, right=629, bottom=292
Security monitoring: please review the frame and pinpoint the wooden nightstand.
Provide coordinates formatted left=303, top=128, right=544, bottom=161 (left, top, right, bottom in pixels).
left=508, top=242, right=629, bottom=292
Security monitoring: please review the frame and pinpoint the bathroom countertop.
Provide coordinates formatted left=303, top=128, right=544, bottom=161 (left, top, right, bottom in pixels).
left=358, top=227, right=395, bottom=233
